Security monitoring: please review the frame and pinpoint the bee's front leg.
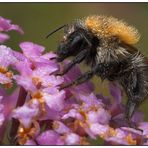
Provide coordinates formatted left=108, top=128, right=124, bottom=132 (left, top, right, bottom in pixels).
left=57, top=49, right=88, bottom=76
left=59, top=69, right=95, bottom=90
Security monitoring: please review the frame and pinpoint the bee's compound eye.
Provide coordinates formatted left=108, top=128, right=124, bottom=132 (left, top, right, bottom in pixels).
left=57, top=43, right=69, bottom=62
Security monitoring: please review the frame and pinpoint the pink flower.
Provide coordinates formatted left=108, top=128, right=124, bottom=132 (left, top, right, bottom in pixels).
left=0, top=33, right=9, bottom=43
left=65, top=133, right=80, bottom=145
left=12, top=99, right=40, bottom=128
left=0, top=45, right=18, bottom=68
left=19, top=42, right=58, bottom=68
left=0, top=45, right=19, bottom=87
left=0, top=16, right=23, bottom=43
left=36, top=130, right=63, bottom=145
left=0, top=88, right=19, bottom=139
left=42, top=88, right=65, bottom=111
left=13, top=43, right=60, bottom=92
left=53, top=121, right=71, bottom=134
left=24, top=139, right=37, bottom=145
left=89, top=123, right=109, bottom=136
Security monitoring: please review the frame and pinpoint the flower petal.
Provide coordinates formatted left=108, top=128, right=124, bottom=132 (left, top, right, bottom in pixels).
left=0, top=45, right=18, bottom=68
left=65, top=133, right=80, bottom=145
left=36, top=130, right=62, bottom=145
left=109, top=82, right=122, bottom=103
left=0, top=33, right=9, bottom=43
left=0, top=16, right=23, bottom=34
left=43, top=89, right=65, bottom=111
left=12, top=99, right=40, bottom=128
left=53, top=121, right=71, bottom=134
left=19, top=42, right=45, bottom=57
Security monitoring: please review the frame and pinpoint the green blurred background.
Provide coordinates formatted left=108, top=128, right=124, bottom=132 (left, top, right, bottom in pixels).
left=0, top=3, right=147, bottom=121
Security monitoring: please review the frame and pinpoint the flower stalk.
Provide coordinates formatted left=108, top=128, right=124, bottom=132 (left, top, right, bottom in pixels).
left=9, top=87, right=27, bottom=144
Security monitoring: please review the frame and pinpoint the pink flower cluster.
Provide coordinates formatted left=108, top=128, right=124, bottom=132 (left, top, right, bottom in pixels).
left=0, top=16, right=148, bottom=145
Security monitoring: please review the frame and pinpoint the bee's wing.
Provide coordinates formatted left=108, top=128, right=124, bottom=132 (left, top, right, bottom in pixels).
left=119, top=42, right=139, bottom=54
left=120, top=42, right=148, bottom=64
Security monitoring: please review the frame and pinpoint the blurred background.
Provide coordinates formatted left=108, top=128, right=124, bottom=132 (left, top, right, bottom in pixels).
left=0, top=3, right=147, bottom=120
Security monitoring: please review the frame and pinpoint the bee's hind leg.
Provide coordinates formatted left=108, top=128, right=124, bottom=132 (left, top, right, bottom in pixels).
left=125, top=99, right=138, bottom=127
left=123, top=70, right=145, bottom=132
left=125, top=99, right=143, bottom=132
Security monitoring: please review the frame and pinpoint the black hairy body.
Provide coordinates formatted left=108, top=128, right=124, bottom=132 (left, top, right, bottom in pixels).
left=52, top=15, right=148, bottom=125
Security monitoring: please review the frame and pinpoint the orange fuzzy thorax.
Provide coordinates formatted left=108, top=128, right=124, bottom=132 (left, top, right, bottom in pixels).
left=84, top=15, right=140, bottom=45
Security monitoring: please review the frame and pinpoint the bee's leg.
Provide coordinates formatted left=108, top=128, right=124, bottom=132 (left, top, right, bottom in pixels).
left=60, top=65, right=100, bottom=89
left=60, top=60, right=128, bottom=89
left=60, top=70, right=94, bottom=89
left=60, top=63, right=108, bottom=89
left=125, top=99, right=143, bottom=132
left=125, top=74, right=138, bottom=120
left=57, top=49, right=88, bottom=76
left=125, top=99, right=138, bottom=125
left=123, top=70, right=144, bottom=131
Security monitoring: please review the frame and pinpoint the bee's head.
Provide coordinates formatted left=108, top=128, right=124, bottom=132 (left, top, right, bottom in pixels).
left=46, top=21, right=100, bottom=62
left=57, top=24, right=94, bottom=62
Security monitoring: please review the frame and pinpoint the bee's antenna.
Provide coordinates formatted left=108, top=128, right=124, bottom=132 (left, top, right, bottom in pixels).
left=46, top=24, right=66, bottom=38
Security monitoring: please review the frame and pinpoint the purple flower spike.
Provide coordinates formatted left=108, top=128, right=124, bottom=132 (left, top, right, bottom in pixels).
left=0, top=16, right=147, bottom=146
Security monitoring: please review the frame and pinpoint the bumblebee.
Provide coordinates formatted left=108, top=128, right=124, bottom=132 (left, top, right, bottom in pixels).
left=47, top=15, right=148, bottom=125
